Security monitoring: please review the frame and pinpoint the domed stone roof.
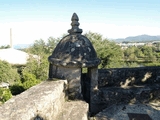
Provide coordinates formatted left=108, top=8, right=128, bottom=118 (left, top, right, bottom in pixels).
left=48, top=13, right=100, bottom=67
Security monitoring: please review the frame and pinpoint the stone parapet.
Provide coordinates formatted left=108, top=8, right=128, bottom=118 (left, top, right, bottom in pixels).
left=99, top=84, right=160, bottom=105
left=0, top=80, right=67, bottom=120
left=57, top=100, right=89, bottom=120
left=98, top=66, right=160, bottom=88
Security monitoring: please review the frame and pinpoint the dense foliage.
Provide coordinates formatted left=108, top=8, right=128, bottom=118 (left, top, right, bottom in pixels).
left=1, top=31, right=160, bottom=103
left=0, top=60, right=20, bottom=84
left=21, top=72, right=41, bottom=90
left=0, top=88, right=12, bottom=103
left=23, top=37, right=60, bottom=80
left=123, top=45, right=160, bottom=66
left=0, top=45, right=10, bottom=49
left=9, top=82, right=24, bottom=95
left=85, top=32, right=160, bottom=67
left=85, top=32, right=124, bottom=68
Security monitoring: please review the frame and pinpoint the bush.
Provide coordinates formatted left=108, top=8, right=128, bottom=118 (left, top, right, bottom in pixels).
left=0, top=60, right=20, bottom=84
left=9, top=72, right=41, bottom=96
left=21, top=72, right=41, bottom=90
left=10, top=73, right=41, bottom=95
left=10, top=84, right=25, bottom=95
left=0, top=88, right=12, bottom=103
left=22, top=79, right=40, bottom=90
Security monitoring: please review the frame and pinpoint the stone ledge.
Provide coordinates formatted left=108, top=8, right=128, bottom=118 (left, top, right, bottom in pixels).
left=98, top=67, right=160, bottom=87
left=94, top=103, right=160, bottom=120
left=89, top=83, right=160, bottom=116
left=57, top=100, right=89, bottom=120
left=99, top=84, right=160, bottom=105
left=0, top=80, right=67, bottom=120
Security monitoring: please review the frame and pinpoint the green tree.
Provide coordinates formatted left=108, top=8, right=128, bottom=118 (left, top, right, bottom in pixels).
left=134, top=47, right=144, bottom=58
left=0, top=88, right=12, bottom=103
left=123, top=46, right=138, bottom=61
left=84, top=31, right=123, bottom=68
left=21, top=72, right=41, bottom=90
left=0, top=45, right=10, bottom=49
left=9, top=82, right=25, bottom=95
left=0, top=60, right=20, bottom=84
left=47, top=37, right=60, bottom=54
left=23, top=39, right=49, bottom=80
left=10, top=72, right=41, bottom=95
left=22, top=54, right=48, bottom=81
left=141, top=45, right=156, bottom=62
left=22, top=37, right=59, bottom=80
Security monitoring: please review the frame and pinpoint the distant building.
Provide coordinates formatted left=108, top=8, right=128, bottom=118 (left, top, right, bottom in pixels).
left=152, top=41, right=160, bottom=44
left=117, top=42, right=148, bottom=49
left=0, top=82, right=9, bottom=89
left=146, top=42, right=153, bottom=46
left=0, top=48, right=38, bottom=65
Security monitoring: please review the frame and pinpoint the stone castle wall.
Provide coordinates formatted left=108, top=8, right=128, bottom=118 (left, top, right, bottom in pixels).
left=90, top=66, right=160, bottom=115
left=98, top=66, right=160, bottom=88
left=1, top=66, right=160, bottom=119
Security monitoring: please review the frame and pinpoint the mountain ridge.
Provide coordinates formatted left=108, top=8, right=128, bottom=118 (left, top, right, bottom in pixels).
left=114, top=34, right=160, bottom=43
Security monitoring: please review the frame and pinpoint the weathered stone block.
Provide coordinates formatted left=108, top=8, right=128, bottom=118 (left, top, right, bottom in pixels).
left=57, top=100, right=89, bottom=120
left=98, top=66, right=160, bottom=88
left=0, top=80, right=67, bottom=120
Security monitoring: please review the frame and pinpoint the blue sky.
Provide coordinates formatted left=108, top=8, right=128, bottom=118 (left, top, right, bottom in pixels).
left=0, top=0, right=160, bottom=45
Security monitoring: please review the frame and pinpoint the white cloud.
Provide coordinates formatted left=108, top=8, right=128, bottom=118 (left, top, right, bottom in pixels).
left=82, top=23, right=160, bottom=39
left=0, top=21, right=70, bottom=46
left=0, top=21, right=160, bottom=46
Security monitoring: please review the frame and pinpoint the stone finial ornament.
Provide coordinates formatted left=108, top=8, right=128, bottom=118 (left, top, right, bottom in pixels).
left=48, top=13, right=101, bottom=68
left=48, top=13, right=100, bottom=103
left=68, top=13, right=83, bottom=34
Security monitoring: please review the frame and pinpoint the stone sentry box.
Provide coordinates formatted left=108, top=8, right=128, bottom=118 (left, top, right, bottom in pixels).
left=48, top=13, right=100, bottom=100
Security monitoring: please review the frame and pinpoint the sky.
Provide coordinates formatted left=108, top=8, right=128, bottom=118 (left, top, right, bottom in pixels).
left=0, top=0, right=160, bottom=46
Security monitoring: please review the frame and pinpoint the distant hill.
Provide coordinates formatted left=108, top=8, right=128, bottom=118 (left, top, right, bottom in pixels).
left=114, top=34, right=160, bottom=43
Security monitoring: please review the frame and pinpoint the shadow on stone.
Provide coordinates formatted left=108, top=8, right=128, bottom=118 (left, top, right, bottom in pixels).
left=128, top=113, right=152, bottom=120
left=32, top=115, right=44, bottom=120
